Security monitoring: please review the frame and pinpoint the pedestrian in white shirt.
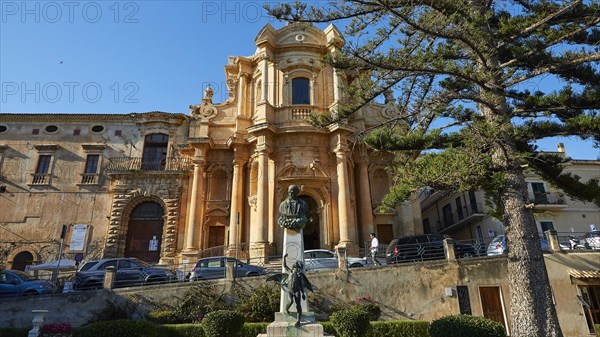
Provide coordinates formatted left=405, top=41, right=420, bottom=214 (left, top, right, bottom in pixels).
left=370, top=233, right=381, bottom=266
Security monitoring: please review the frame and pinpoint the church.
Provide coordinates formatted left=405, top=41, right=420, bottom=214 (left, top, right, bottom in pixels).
left=0, top=23, right=421, bottom=268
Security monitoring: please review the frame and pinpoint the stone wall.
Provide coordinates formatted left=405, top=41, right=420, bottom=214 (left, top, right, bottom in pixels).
left=1, top=253, right=597, bottom=337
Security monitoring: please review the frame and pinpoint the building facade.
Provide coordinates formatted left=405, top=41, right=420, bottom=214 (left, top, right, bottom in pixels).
left=0, top=23, right=421, bottom=269
left=420, top=144, right=600, bottom=248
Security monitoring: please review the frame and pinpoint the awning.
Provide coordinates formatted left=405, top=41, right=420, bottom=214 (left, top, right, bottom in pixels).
left=29, top=259, right=76, bottom=271
left=570, top=269, right=600, bottom=285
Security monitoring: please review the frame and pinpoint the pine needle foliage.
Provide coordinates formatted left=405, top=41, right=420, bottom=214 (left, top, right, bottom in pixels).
left=266, top=1, right=600, bottom=337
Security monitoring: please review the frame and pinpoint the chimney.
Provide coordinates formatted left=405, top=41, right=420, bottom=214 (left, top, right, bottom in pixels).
left=557, top=143, right=566, bottom=154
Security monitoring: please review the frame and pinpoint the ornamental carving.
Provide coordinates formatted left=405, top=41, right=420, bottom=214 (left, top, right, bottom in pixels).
left=104, top=176, right=183, bottom=260
left=277, top=160, right=329, bottom=181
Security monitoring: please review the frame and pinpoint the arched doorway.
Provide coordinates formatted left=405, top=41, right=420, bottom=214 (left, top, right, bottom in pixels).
left=300, top=196, right=320, bottom=250
left=125, top=201, right=164, bottom=263
left=12, top=251, right=34, bottom=271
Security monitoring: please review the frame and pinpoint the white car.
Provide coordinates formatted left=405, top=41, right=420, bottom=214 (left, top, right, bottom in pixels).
left=303, top=249, right=367, bottom=270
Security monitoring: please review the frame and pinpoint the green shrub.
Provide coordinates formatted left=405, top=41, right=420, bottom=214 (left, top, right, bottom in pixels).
left=369, top=321, right=430, bottom=337
left=155, top=324, right=204, bottom=337
left=236, top=284, right=280, bottom=322
left=74, top=319, right=157, bottom=337
left=430, top=315, right=505, bottom=337
left=595, top=324, right=600, bottom=337
left=331, top=307, right=371, bottom=337
left=146, top=310, right=183, bottom=324
left=240, top=323, right=269, bottom=337
left=321, top=321, right=337, bottom=336
left=353, top=303, right=381, bottom=321
left=201, top=310, right=245, bottom=337
left=0, top=327, right=29, bottom=337
left=176, top=284, right=230, bottom=323
left=92, top=299, right=136, bottom=322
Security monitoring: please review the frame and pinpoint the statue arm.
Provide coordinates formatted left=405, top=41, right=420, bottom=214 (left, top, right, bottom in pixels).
left=283, top=254, right=291, bottom=273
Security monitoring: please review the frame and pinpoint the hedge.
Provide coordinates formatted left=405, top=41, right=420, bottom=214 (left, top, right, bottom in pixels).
left=430, top=315, right=504, bottom=337
left=370, top=321, right=430, bottom=337
left=0, top=328, right=29, bottom=337
left=74, top=319, right=157, bottom=337
left=1, top=319, right=431, bottom=337
left=322, top=320, right=429, bottom=337
left=155, top=324, right=204, bottom=337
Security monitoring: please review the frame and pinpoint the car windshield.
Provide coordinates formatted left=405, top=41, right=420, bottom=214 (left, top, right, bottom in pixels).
left=79, top=261, right=98, bottom=271
left=491, top=236, right=504, bottom=244
left=11, top=270, right=36, bottom=281
left=130, top=259, right=150, bottom=267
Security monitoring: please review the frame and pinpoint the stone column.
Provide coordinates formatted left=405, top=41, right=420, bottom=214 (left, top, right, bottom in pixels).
left=251, top=148, right=269, bottom=260
left=356, top=158, right=374, bottom=240
left=335, top=146, right=358, bottom=255
left=184, top=158, right=204, bottom=252
left=333, top=70, right=340, bottom=102
left=261, top=55, right=269, bottom=103
left=228, top=157, right=244, bottom=256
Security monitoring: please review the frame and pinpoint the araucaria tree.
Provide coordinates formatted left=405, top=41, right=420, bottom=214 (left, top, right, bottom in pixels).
left=267, top=1, right=600, bottom=337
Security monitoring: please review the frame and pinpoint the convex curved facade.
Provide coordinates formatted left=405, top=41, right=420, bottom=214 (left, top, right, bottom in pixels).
left=0, top=23, right=421, bottom=267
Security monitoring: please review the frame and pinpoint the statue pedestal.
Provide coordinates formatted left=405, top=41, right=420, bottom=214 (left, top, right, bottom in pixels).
left=280, top=228, right=308, bottom=313
left=257, top=312, right=330, bottom=337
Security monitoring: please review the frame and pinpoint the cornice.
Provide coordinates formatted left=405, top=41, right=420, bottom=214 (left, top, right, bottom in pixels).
left=0, top=111, right=190, bottom=123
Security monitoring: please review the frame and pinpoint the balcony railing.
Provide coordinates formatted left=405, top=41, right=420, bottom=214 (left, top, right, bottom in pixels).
left=528, top=192, right=566, bottom=205
left=106, top=157, right=192, bottom=173
left=439, top=202, right=485, bottom=230
left=80, top=173, right=99, bottom=185
left=30, top=173, right=50, bottom=185
left=291, top=107, right=312, bottom=120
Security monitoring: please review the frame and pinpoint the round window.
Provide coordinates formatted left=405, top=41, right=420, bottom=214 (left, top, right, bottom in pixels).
left=91, top=125, right=104, bottom=133
left=45, top=125, right=58, bottom=133
left=0, top=125, right=7, bottom=133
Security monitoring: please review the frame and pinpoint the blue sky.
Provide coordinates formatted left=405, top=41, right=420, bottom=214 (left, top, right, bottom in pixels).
left=1, top=0, right=598, bottom=160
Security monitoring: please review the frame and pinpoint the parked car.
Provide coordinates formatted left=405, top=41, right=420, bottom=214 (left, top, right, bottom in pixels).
left=386, top=234, right=477, bottom=264
left=189, top=257, right=266, bottom=281
left=486, top=234, right=551, bottom=256
left=303, top=249, right=368, bottom=270
left=0, top=270, right=56, bottom=297
left=583, top=231, right=600, bottom=249
left=73, top=258, right=175, bottom=290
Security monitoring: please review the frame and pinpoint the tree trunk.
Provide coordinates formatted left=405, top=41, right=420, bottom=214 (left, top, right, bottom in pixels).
left=498, top=145, right=564, bottom=337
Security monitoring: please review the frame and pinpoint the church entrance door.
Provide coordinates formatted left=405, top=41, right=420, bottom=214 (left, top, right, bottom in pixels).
left=125, top=201, right=164, bottom=263
left=299, top=196, right=319, bottom=250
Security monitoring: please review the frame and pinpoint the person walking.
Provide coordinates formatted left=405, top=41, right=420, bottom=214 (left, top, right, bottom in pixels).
left=370, top=233, right=381, bottom=266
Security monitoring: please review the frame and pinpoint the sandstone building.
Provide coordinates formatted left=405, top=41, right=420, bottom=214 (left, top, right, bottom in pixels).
left=420, top=144, right=600, bottom=250
left=0, top=23, right=421, bottom=269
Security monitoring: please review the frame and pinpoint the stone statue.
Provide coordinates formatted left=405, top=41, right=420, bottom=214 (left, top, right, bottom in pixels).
left=267, top=254, right=314, bottom=327
left=278, top=185, right=308, bottom=229
left=204, top=85, right=214, bottom=100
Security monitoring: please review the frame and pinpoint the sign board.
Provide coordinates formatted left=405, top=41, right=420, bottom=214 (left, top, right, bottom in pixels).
left=70, top=224, right=88, bottom=251
left=74, top=253, right=84, bottom=262
left=487, top=229, right=495, bottom=237
left=148, top=236, right=158, bottom=251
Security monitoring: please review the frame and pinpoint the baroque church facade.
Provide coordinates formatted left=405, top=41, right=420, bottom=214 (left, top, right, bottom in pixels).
left=0, top=23, right=421, bottom=268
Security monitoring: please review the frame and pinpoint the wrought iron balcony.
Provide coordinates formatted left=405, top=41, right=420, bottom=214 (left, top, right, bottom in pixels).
left=105, top=157, right=192, bottom=174
left=528, top=192, right=567, bottom=209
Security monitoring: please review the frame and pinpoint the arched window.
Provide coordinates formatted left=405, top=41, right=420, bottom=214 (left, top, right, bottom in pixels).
left=208, top=170, right=228, bottom=200
left=292, top=77, right=310, bottom=104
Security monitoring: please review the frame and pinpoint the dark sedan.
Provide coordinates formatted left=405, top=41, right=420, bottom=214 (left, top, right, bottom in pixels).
left=73, top=258, right=175, bottom=290
left=189, top=257, right=266, bottom=281
left=0, top=270, right=56, bottom=297
left=386, top=234, right=477, bottom=264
